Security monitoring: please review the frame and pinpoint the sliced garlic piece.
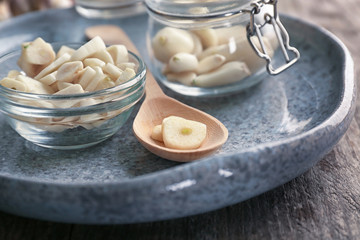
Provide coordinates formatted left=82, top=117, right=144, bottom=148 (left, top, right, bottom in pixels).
left=17, top=38, right=56, bottom=77
left=103, top=63, right=123, bottom=80
left=83, top=58, right=106, bottom=68
left=78, top=98, right=102, bottom=123
left=162, top=116, right=207, bottom=150
left=70, top=36, right=106, bottom=61
left=16, top=75, right=55, bottom=94
left=53, top=84, right=85, bottom=108
left=56, top=61, right=83, bottom=83
left=24, top=37, right=56, bottom=65
left=7, top=70, right=22, bottom=78
left=0, top=77, right=28, bottom=92
left=95, top=76, right=115, bottom=91
left=54, top=83, right=84, bottom=95
left=56, top=45, right=75, bottom=58
left=38, top=71, right=57, bottom=85
left=91, top=49, right=114, bottom=64
left=85, top=66, right=106, bottom=92
left=115, top=67, right=135, bottom=85
left=35, top=52, right=71, bottom=80
left=151, top=124, right=163, bottom=142
left=57, top=81, right=73, bottom=91
left=107, top=45, right=129, bottom=65
left=78, top=66, right=96, bottom=89
left=117, top=62, right=136, bottom=71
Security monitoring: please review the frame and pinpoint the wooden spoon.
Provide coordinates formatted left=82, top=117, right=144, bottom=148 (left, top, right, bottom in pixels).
left=86, top=25, right=228, bottom=162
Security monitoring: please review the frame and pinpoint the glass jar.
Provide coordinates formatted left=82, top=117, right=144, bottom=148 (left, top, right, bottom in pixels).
left=145, top=0, right=300, bottom=97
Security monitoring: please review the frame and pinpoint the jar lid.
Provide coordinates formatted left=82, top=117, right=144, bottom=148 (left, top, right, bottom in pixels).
left=145, top=0, right=252, bottom=18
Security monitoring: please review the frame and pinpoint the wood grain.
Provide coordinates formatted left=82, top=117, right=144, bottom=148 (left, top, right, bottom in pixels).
left=1, top=0, right=360, bottom=239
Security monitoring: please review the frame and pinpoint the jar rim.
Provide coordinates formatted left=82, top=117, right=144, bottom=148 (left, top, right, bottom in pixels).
left=146, top=6, right=250, bottom=29
left=144, top=0, right=253, bottom=19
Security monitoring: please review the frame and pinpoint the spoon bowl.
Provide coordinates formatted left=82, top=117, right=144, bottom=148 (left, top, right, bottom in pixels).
left=86, top=25, right=228, bottom=161
left=133, top=94, right=228, bottom=161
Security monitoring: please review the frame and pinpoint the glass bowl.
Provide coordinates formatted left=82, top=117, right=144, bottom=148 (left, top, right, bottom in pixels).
left=0, top=43, right=146, bottom=150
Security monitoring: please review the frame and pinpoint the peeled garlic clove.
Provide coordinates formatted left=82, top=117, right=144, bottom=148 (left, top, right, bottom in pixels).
left=190, top=32, right=203, bottom=56
left=193, top=61, right=251, bottom=87
left=168, top=53, right=198, bottom=73
left=198, top=43, right=228, bottom=61
left=198, top=36, right=273, bottom=73
left=152, top=27, right=195, bottom=63
left=192, top=28, right=218, bottom=49
left=215, top=26, right=246, bottom=45
left=166, top=72, right=197, bottom=86
left=197, top=54, right=226, bottom=74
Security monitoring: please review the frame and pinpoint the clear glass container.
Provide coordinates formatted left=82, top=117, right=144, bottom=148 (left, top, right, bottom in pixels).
left=145, top=0, right=299, bottom=97
left=0, top=43, right=146, bottom=149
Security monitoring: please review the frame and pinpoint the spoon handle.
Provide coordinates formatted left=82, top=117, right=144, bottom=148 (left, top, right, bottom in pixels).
left=110, top=27, right=164, bottom=99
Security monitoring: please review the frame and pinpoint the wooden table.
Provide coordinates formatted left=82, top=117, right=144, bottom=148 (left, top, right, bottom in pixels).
left=1, top=0, right=359, bottom=239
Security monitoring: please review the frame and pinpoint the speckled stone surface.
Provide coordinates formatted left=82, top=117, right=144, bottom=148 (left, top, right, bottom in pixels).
left=0, top=9, right=355, bottom=224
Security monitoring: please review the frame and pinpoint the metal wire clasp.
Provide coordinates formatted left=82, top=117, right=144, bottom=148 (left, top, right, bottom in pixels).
left=246, top=0, right=300, bottom=75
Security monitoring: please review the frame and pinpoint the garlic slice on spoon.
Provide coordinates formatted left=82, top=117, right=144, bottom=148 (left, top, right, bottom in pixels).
left=85, top=25, right=228, bottom=162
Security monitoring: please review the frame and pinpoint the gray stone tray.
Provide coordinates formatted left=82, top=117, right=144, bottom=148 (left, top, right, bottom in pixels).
left=0, top=8, right=355, bottom=224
